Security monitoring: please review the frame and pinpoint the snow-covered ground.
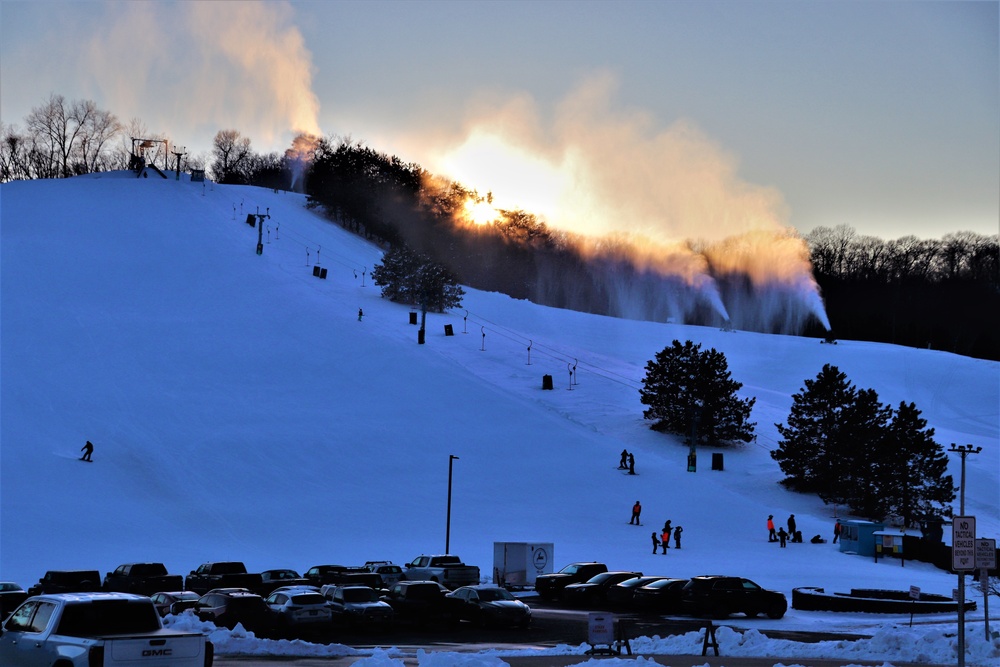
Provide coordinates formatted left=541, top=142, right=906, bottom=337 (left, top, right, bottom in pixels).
left=1, top=173, right=997, bottom=665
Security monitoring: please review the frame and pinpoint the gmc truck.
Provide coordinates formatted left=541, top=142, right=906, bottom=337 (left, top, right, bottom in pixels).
left=402, top=554, right=480, bottom=589
left=103, top=562, right=184, bottom=597
left=185, top=561, right=262, bottom=596
left=0, top=592, right=213, bottom=667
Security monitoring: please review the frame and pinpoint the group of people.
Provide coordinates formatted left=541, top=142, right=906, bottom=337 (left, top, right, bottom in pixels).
left=767, top=513, right=843, bottom=547
left=629, top=501, right=683, bottom=553
left=653, top=519, right=683, bottom=553
left=618, top=449, right=636, bottom=475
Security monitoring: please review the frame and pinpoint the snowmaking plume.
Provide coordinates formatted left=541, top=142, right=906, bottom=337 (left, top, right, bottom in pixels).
left=74, top=1, right=321, bottom=152
left=419, top=71, right=830, bottom=333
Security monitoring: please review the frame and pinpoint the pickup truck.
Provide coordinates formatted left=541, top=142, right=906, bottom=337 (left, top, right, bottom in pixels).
left=185, top=561, right=262, bottom=596
left=402, top=555, right=480, bottom=589
left=27, top=570, right=103, bottom=597
left=534, top=561, right=608, bottom=600
left=0, top=592, right=213, bottom=667
left=103, top=562, right=184, bottom=596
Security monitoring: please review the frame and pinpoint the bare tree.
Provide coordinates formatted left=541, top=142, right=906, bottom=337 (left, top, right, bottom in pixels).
left=210, top=129, right=253, bottom=183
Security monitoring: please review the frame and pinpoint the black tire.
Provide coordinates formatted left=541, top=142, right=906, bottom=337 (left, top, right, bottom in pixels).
left=766, top=604, right=786, bottom=619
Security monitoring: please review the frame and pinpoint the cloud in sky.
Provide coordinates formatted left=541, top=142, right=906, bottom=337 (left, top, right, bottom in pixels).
left=4, top=1, right=320, bottom=149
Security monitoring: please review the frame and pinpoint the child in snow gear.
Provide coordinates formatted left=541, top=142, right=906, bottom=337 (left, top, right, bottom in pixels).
left=651, top=532, right=660, bottom=554
left=767, top=515, right=777, bottom=542
left=778, top=527, right=788, bottom=547
left=630, top=501, right=642, bottom=525
left=80, top=440, right=94, bottom=462
left=660, top=531, right=670, bottom=554
left=673, top=525, right=683, bottom=549
left=619, top=449, right=629, bottom=469
left=833, top=520, right=841, bottom=544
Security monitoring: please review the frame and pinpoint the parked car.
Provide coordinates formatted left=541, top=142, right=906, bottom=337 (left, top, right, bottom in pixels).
left=258, top=569, right=311, bottom=596
left=185, top=562, right=262, bottom=596
left=26, top=570, right=102, bottom=596
left=0, top=582, right=28, bottom=617
left=151, top=590, right=201, bottom=617
left=322, top=584, right=393, bottom=628
left=264, top=586, right=331, bottom=632
left=632, top=578, right=689, bottom=613
left=103, top=562, right=183, bottom=596
left=304, top=564, right=366, bottom=587
left=381, top=580, right=457, bottom=627
left=562, top=571, right=643, bottom=607
left=447, top=585, right=531, bottom=628
left=681, top=575, right=787, bottom=619
left=365, top=561, right=404, bottom=588
left=195, top=587, right=270, bottom=631
left=605, top=575, right=668, bottom=608
left=534, top=562, right=608, bottom=601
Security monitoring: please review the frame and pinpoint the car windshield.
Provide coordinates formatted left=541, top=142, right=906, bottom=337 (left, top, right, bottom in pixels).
left=586, top=572, right=616, bottom=584
left=56, top=600, right=160, bottom=636
left=343, top=588, right=378, bottom=603
left=558, top=564, right=582, bottom=574
left=476, top=588, right=515, bottom=602
left=175, top=592, right=199, bottom=600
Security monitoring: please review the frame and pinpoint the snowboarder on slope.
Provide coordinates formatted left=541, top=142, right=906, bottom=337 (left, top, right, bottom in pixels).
left=630, top=501, right=642, bottom=525
left=628, top=452, right=635, bottom=475
left=358, top=308, right=364, bottom=321
left=619, top=449, right=629, bottom=469
left=80, top=440, right=94, bottom=462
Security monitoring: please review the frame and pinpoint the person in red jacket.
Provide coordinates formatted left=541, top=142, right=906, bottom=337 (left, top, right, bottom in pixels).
left=630, top=501, right=642, bottom=525
left=767, top=515, right=777, bottom=542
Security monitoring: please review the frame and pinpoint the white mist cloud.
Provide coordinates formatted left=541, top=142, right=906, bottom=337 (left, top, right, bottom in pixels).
left=74, top=1, right=320, bottom=151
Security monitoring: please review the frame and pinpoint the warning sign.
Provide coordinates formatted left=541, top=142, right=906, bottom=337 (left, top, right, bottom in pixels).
left=952, top=516, right=976, bottom=571
left=976, top=538, right=996, bottom=570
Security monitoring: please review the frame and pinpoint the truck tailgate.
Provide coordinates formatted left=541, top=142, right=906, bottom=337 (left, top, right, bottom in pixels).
left=107, top=632, right=205, bottom=665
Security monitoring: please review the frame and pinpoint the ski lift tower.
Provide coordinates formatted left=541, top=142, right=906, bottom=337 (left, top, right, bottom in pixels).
left=129, top=137, right=169, bottom=172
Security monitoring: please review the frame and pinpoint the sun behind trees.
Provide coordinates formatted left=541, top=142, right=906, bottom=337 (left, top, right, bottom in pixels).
left=771, top=363, right=954, bottom=526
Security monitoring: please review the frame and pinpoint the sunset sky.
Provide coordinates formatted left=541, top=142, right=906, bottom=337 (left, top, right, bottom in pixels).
left=1, top=0, right=997, bottom=241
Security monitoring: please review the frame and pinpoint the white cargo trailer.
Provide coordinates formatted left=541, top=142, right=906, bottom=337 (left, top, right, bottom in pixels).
left=493, top=542, right=554, bottom=588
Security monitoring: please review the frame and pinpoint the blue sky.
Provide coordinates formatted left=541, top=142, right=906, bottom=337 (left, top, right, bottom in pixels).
left=1, top=0, right=997, bottom=240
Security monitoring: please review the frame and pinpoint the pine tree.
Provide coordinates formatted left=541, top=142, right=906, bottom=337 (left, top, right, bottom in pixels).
left=771, top=364, right=857, bottom=494
left=878, top=401, right=954, bottom=527
left=372, top=245, right=464, bottom=312
left=639, top=340, right=756, bottom=446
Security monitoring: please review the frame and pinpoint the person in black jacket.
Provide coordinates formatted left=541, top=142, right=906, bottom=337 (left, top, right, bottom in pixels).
left=787, top=514, right=796, bottom=535
left=80, top=440, right=94, bottom=462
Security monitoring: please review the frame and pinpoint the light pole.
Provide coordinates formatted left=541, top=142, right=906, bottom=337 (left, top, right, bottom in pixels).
left=445, top=455, right=459, bottom=554
left=948, top=443, right=981, bottom=667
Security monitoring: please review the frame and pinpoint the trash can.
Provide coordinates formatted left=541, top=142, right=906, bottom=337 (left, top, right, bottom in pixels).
left=409, top=312, right=418, bottom=325
left=444, top=324, right=454, bottom=336
left=711, top=453, right=724, bottom=471
left=312, top=265, right=321, bottom=277
left=542, top=375, right=554, bottom=390
left=319, top=268, right=328, bottom=279
left=418, top=328, right=425, bottom=345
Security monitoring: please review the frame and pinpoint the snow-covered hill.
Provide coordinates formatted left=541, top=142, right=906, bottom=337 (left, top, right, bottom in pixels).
left=2, top=173, right=997, bottom=631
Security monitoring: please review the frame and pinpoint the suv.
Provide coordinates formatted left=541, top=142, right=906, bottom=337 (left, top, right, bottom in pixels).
left=27, top=570, right=102, bottom=596
left=195, top=588, right=270, bottom=631
left=264, top=586, right=331, bottom=632
left=681, top=575, right=787, bottom=619
left=365, top=561, right=404, bottom=587
left=534, top=562, right=608, bottom=601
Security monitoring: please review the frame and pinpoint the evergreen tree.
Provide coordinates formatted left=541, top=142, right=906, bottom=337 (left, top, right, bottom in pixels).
left=834, top=387, right=894, bottom=517
left=771, top=364, right=857, bottom=494
left=639, top=340, right=756, bottom=446
left=879, top=401, right=954, bottom=527
left=372, top=245, right=464, bottom=312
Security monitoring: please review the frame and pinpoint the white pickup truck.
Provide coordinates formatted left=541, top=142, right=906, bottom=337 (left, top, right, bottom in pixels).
left=0, top=591, right=212, bottom=667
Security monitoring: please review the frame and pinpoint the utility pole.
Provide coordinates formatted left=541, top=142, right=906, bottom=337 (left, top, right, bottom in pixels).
left=445, top=455, right=459, bottom=554
left=171, top=146, right=186, bottom=180
left=948, top=443, right=981, bottom=667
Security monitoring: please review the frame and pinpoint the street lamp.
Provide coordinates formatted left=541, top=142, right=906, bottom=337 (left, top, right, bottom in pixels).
left=445, top=455, right=459, bottom=554
left=948, top=443, right=982, bottom=667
